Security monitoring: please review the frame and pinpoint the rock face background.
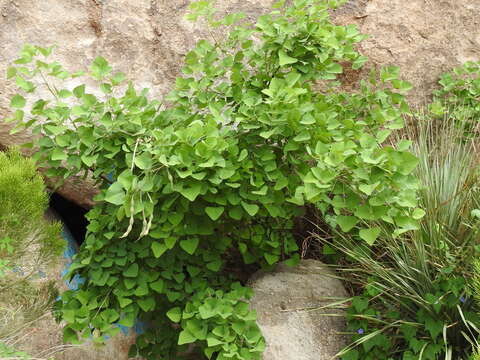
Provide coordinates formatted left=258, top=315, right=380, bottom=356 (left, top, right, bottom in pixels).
left=355, top=0, right=480, bottom=103
left=1, top=0, right=480, bottom=206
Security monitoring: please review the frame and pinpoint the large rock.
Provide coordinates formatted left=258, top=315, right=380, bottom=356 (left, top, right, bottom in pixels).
left=1, top=0, right=480, bottom=205
left=249, top=260, right=348, bottom=360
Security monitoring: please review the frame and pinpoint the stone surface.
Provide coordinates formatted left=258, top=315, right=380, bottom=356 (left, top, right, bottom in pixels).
left=334, top=0, right=480, bottom=104
left=249, top=260, right=348, bottom=360
left=1, top=0, right=479, bottom=206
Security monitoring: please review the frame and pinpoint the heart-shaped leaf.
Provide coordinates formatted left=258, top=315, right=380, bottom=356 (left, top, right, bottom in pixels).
left=10, top=94, right=26, bottom=108
left=178, top=329, right=196, bottom=345
left=180, top=238, right=199, bottom=255
left=104, top=182, right=125, bottom=205
left=138, top=297, right=155, bottom=312
left=264, top=253, right=279, bottom=265
left=205, top=206, right=224, bottom=221
left=150, top=279, right=164, bottom=293
left=241, top=202, right=259, bottom=216
left=166, top=307, right=182, bottom=323
left=336, top=215, right=359, bottom=232
left=180, top=183, right=202, bottom=202
left=151, top=242, right=168, bottom=258
left=278, top=50, right=298, bottom=66
left=123, top=263, right=138, bottom=278
left=359, top=227, right=381, bottom=245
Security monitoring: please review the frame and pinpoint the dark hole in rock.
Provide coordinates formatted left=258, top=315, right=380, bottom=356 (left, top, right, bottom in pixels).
left=49, top=192, right=88, bottom=245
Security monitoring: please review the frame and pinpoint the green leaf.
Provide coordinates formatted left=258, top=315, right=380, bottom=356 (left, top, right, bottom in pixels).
left=260, top=129, right=275, bottom=139
left=359, top=182, right=380, bottom=196
left=134, top=283, right=148, bottom=296
left=104, top=182, right=126, bottom=205
left=284, top=253, right=300, bottom=267
left=206, top=259, right=222, bottom=272
left=278, top=50, right=298, bottom=66
left=238, top=149, right=248, bottom=161
left=10, top=94, right=26, bottom=108
left=229, top=207, right=243, bottom=220
left=73, top=84, right=86, bottom=98
left=336, top=215, right=359, bottom=232
left=381, top=66, right=400, bottom=82
left=150, top=279, right=164, bottom=293
left=352, top=56, right=368, bottom=70
left=118, top=312, right=135, bottom=327
left=168, top=213, right=184, bottom=226
left=111, top=72, right=126, bottom=85
left=58, top=89, right=72, bottom=98
left=412, top=208, right=426, bottom=220
left=264, top=253, right=279, bottom=265
left=151, top=242, right=168, bottom=258
left=6, top=66, right=17, bottom=79
left=424, top=317, right=443, bottom=340
left=397, top=140, right=412, bottom=151
left=118, top=297, right=133, bottom=308
left=180, top=238, right=199, bottom=255
left=124, top=278, right=136, bottom=289
left=81, top=154, right=97, bottom=167
left=51, top=148, right=68, bottom=161
left=205, top=206, right=224, bottom=221
left=325, top=63, right=343, bottom=74
left=101, top=309, right=120, bottom=323
left=123, top=263, right=139, bottom=278
left=63, top=327, right=78, bottom=343
left=359, top=227, right=381, bottom=245
left=397, top=152, right=419, bottom=175
left=207, top=335, right=223, bottom=347
left=352, top=296, right=369, bottom=312
left=178, top=329, right=197, bottom=345
left=241, top=202, right=259, bottom=216
left=180, top=183, right=202, bottom=202
left=134, top=153, right=152, bottom=170
left=138, top=297, right=155, bottom=312
left=471, top=209, right=480, bottom=219
left=166, top=307, right=182, bottom=323
left=165, top=237, right=177, bottom=249
left=392, top=79, right=413, bottom=92
left=16, top=76, right=35, bottom=92
left=91, top=56, right=112, bottom=79
left=304, top=183, right=322, bottom=201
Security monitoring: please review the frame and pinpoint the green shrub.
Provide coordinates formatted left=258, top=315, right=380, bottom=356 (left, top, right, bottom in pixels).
left=434, top=61, right=480, bottom=118
left=0, top=150, right=63, bottom=263
left=4, top=0, right=421, bottom=358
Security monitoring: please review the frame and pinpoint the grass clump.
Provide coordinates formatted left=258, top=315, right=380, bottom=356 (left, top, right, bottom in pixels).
left=0, top=149, right=63, bottom=263
left=0, top=149, right=63, bottom=357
